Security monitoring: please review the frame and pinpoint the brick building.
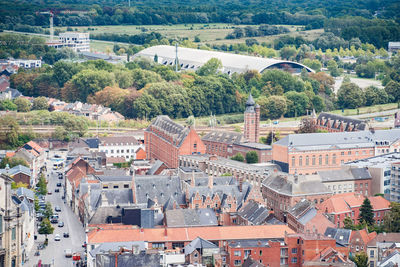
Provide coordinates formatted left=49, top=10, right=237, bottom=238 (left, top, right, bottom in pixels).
left=145, top=115, right=206, bottom=168
left=261, top=171, right=332, bottom=222
left=317, top=193, right=391, bottom=228
left=318, top=166, right=372, bottom=196
left=0, top=165, right=32, bottom=188
left=315, top=112, right=367, bottom=132
left=202, top=131, right=244, bottom=158
left=287, top=199, right=335, bottom=234
left=232, top=142, right=272, bottom=163
left=244, top=94, right=260, bottom=143
left=349, top=229, right=377, bottom=254
left=272, top=129, right=400, bottom=174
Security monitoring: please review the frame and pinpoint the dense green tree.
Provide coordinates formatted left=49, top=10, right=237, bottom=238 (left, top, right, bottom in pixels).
left=53, top=61, right=82, bottom=87
left=351, top=252, right=368, bottom=267
left=355, top=64, right=375, bottom=78
left=38, top=218, right=54, bottom=243
left=43, top=202, right=53, bottom=219
left=0, top=100, right=17, bottom=111
left=0, top=157, right=29, bottom=169
left=344, top=216, right=355, bottom=230
left=258, top=96, right=287, bottom=119
left=384, top=202, right=400, bottom=233
left=52, top=126, right=69, bottom=141
left=261, top=70, right=305, bottom=93
left=385, top=80, right=400, bottom=102
left=231, top=153, right=245, bottom=162
left=303, top=59, right=322, bottom=72
left=245, top=151, right=259, bottom=163
left=327, top=60, right=341, bottom=77
left=197, top=58, right=223, bottom=76
left=114, top=69, right=134, bottom=89
left=260, top=131, right=280, bottom=145
left=337, top=82, right=365, bottom=108
left=13, top=97, right=31, bottom=112
left=0, top=115, right=21, bottom=149
left=36, top=174, right=48, bottom=196
left=131, top=69, right=162, bottom=89
left=71, top=69, right=115, bottom=101
left=32, top=97, right=49, bottom=110
left=364, top=86, right=388, bottom=106
left=280, top=46, right=297, bottom=60
left=284, top=91, right=310, bottom=117
left=359, top=198, right=374, bottom=226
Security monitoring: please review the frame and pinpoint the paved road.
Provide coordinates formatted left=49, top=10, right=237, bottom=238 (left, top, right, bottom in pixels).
left=27, top=159, right=85, bottom=267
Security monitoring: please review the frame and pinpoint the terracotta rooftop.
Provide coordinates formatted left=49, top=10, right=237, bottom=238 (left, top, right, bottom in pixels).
left=88, top=225, right=294, bottom=244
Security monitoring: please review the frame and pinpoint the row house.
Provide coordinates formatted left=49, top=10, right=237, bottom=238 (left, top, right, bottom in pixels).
left=0, top=165, right=32, bottom=188
left=185, top=175, right=264, bottom=225
left=318, top=166, right=372, bottom=196
left=272, top=129, right=400, bottom=174
left=14, top=141, right=46, bottom=185
left=87, top=224, right=294, bottom=256
left=315, top=112, right=367, bottom=132
left=317, top=192, right=391, bottom=228
left=145, top=115, right=206, bottom=168
left=261, top=171, right=332, bottom=222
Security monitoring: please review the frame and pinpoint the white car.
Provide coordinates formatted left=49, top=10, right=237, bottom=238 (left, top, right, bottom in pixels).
left=65, top=249, right=72, bottom=258
left=54, top=234, right=61, bottom=241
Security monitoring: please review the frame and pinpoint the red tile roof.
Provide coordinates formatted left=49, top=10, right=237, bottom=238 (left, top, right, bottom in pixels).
left=88, top=225, right=294, bottom=244
left=317, top=193, right=388, bottom=214
left=304, top=213, right=335, bottom=235
left=26, top=141, right=44, bottom=153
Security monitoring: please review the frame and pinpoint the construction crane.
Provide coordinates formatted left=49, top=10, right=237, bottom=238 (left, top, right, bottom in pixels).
left=39, top=11, right=54, bottom=42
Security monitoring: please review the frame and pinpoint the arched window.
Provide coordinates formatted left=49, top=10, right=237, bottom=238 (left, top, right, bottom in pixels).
left=312, top=155, right=316, bottom=165
left=319, top=155, right=322, bottom=165
left=291, top=156, right=295, bottom=166
left=332, top=154, right=337, bottom=165
left=306, top=156, right=309, bottom=166
left=325, top=154, right=329, bottom=165
left=299, top=156, right=303, bottom=166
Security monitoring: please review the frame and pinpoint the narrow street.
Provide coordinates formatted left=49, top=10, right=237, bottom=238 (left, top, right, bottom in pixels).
left=27, top=159, right=86, bottom=267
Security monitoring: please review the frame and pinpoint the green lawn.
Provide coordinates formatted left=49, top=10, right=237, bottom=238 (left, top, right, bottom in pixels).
left=55, top=24, right=324, bottom=46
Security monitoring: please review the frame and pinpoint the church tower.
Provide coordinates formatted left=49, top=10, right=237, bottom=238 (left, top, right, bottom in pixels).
left=244, top=93, right=260, bottom=143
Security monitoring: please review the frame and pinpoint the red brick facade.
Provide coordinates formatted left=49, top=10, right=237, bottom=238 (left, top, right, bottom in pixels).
left=11, top=173, right=31, bottom=187
left=244, top=94, right=260, bottom=143
left=145, top=116, right=206, bottom=168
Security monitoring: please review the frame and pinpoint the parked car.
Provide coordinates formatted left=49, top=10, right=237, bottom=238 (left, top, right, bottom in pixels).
left=55, top=188, right=60, bottom=193
left=55, top=206, right=61, bottom=212
left=47, top=191, right=52, bottom=195
left=63, top=232, right=69, bottom=238
left=65, top=249, right=72, bottom=258
left=58, top=221, right=64, bottom=227
left=56, top=183, right=62, bottom=187
left=54, top=234, right=61, bottom=241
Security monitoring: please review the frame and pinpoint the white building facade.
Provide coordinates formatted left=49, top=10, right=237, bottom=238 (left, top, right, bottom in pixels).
left=99, top=137, right=144, bottom=160
left=58, top=32, right=90, bottom=52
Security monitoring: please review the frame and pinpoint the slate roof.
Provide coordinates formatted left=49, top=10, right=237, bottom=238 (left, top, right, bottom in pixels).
left=324, top=227, right=352, bottom=246
left=289, top=199, right=313, bottom=219
left=184, top=237, right=219, bottom=255
left=318, top=167, right=371, bottom=182
left=134, top=175, right=185, bottom=207
left=146, top=160, right=165, bottom=175
left=84, top=138, right=100, bottom=149
left=16, top=187, right=35, bottom=200
left=146, top=115, right=190, bottom=148
left=274, top=129, right=400, bottom=151
left=2, top=165, right=32, bottom=177
left=202, top=131, right=244, bottom=145
left=96, top=175, right=132, bottom=182
left=262, top=172, right=330, bottom=197
left=238, top=200, right=270, bottom=225
left=245, top=93, right=256, bottom=113
left=234, top=142, right=272, bottom=150
left=317, top=112, right=367, bottom=131
left=187, top=179, right=252, bottom=211
left=379, top=250, right=400, bottom=267
left=228, top=239, right=280, bottom=248
left=166, top=208, right=218, bottom=227
left=192, top=176, right=236, bottom=187
left=367, top=233, right=400, bottom=246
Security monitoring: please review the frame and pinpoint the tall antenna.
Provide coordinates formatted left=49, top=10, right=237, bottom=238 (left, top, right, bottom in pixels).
left=175, top=42, right=179, bottom=72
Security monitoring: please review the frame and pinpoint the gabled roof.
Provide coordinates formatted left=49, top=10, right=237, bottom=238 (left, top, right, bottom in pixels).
left=145, top=115, right=190, bottom=148
left=238, top=200, right=270, bottom=225
left=8, top=165, right=31, bottom=177
left=202, top=131, right=244, bottom=145
left=146, top=160, right=165, bottom=175
left=166, top=208, right=218, bottom=228
left=89, top=241, right=146, bottom=257
left=317, top=112, right=366, bottom=131
left=324, top=227, right=352, bottom=246
left=318, top=167, right=371, bottom=182
left=379, top=250, right=400, bottom=267
left=16, top=187, right=35, bottom=200
left=88, top=224, right=294, bottom=244
left=184, top=237, right=219, bottom=255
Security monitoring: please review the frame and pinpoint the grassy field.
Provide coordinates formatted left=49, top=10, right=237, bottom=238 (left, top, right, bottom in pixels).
left=55, top=23, right=324, bottom=47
